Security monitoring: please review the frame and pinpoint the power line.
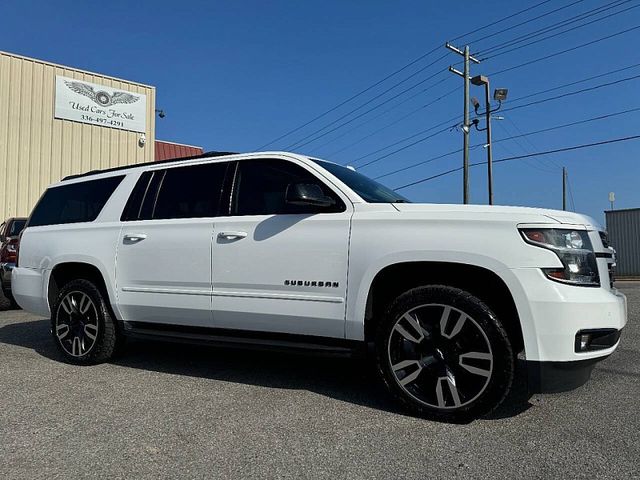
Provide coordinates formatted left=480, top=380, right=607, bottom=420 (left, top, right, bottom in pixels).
left=395, top=135, right=640, bottom=190
left=285, top=59, right=449, bottom=150
left=310, top=0, right=608, bottom=152
left=375, top=107, right=640, bottom=180
left=476, top=0, right=631, bottom=57
left=502, top=117, right=561, bottom=171
left=472, top=73, right=640, bottom=122
left=258, top=0, right=574, bottom=150
left=482, top=2, right=640, bottom=61
left=493, top=122, right=559, bottom=174
left=354, top=71, right=640, bottom=169
left=255, top=45, right=442, bottom=150
left=506, top=62, right=640, bottom=104
left=312, top=84, right=456, bottom=156
left=348, top=114, right=458, bottom=165
left=450, top=0, right=555, bottom=43
left=358, top=125, right=453, bottom=169
left=355, top=63, right=640, bottom=165
left=342, top=12, right=637, bottom=170
left=488, top=23, right=640, bottom=76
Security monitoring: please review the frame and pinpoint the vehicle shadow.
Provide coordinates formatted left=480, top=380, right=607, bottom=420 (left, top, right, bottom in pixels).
left=0, top=318, right=533, bottom=421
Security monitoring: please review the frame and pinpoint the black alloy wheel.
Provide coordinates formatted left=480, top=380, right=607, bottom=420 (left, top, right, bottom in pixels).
left=55, top=290, right=100, bottom=357
left=52, top=279, right=119, bottom=364
left=376, top=285, right=514, bottom=422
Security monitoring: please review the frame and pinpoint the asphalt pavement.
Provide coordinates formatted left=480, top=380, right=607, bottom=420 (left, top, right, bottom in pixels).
left=0, top=283, right=638, bottom=479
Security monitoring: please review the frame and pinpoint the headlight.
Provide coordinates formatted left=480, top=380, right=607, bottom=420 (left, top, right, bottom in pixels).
left=520, top=228, right=600, bottom=287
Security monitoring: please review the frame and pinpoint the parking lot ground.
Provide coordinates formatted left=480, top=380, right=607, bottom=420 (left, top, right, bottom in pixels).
left=0, top=283, right=638, bottom=479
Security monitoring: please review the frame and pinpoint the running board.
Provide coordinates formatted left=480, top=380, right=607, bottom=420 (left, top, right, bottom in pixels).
left=121, top=321, right=363, bottom=358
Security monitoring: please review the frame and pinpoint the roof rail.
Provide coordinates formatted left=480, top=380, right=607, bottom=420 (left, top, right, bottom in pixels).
left=62, top=151, right=238, bottom=181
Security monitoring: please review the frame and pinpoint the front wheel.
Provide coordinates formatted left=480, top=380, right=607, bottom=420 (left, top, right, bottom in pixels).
left=375, top=285, right=514, bottom=422
left=51, top=279, right=120, bottom=364
left=2, top=290, right=19, bottom=309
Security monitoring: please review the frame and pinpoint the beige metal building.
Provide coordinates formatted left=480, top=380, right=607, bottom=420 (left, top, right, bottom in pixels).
left=0, top=51, right=156, bottom=219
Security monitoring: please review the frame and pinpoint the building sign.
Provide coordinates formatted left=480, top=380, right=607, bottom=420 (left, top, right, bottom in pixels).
left=54, top=75, right=147, bottom=133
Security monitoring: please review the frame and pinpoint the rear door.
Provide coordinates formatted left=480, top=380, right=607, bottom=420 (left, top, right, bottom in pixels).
left=115, top=161, right=229, bottom=326
left=210, top=158, right=352, bottom=338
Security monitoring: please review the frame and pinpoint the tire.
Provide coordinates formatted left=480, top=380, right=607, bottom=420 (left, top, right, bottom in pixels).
left=375, top=285, right=514, bottom=422
left=2, top=288, right=19, bottom=309
left=7, top=294, right=19, bottom=310
left=51, top=279, right=119, bottom=364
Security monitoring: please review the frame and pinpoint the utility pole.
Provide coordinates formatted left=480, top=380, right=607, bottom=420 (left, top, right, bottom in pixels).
left=562, top=167, right=567, bottom=211
left=446, top=43, right=480, bottom=204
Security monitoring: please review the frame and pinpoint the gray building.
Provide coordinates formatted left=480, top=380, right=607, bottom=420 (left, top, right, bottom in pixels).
left=605, top=208, right=640, bottom=277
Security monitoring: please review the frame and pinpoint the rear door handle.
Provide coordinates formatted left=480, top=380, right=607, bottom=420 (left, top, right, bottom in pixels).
left=218, top=231, right=247, bottom=240
left=123, top=233, right=147, bottom=242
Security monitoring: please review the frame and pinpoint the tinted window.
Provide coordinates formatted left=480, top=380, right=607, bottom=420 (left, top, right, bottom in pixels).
left=8, top=219, right=26, bottom=236
left=309, top=159, right=409, bottom=203
left=28, top=176, right=124, bottom=227
left=232, top=159, right=344, bottom=216
left=120, top=171, right=153, bottom=221
left=152, top=162, right=228, bottom=219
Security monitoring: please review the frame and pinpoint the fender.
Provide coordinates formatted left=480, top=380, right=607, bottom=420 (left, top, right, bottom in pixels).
left=47, top=255, right=124, bottom=321
left=345, top=250, right=540, bottom=359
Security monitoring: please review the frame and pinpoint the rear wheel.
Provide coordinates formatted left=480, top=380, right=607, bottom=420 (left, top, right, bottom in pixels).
left=51, top=279, right=119, bottom=364
left=375, top=285, right=514, bottom=422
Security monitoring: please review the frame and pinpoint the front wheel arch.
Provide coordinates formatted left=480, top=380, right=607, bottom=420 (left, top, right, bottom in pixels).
left=364, top=261, right=524, bottom=354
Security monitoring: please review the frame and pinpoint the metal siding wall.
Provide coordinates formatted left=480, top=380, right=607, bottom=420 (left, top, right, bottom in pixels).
left=0, top=52, right=156, bottom=219
left=606, top=209, right=640, bottom=276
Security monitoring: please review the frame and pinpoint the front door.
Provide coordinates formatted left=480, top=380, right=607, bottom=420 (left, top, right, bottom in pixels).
left=211, top=158, right=352, bottom=338
left=116, top=161, right=228, bottom=326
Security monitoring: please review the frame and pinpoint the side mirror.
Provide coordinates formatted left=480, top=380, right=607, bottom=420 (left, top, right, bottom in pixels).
left=286, top=183, right=335, bottom=208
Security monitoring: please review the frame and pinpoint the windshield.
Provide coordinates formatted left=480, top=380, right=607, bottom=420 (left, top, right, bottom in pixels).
left=9, top=219, right=26, bottom=236
left=310, top=159, right=410, bottom=203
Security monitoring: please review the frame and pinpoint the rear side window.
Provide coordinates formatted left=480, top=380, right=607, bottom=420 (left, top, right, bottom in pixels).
left=152, top=162, right=228, bottom=219
left=28, top=176, right=124, bottom=227
left=120, top=171, right=153, bottom=221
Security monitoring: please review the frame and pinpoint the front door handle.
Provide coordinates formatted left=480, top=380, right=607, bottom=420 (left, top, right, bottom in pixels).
left=123, top=233, right=147, bottom=242
left=217, top=231, right=248, bottom=240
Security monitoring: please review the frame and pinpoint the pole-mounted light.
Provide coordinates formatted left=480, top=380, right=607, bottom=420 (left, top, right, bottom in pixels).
left=469, top=75, right=508, bottom=206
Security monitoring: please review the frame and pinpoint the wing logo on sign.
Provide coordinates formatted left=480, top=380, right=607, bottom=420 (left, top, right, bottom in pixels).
left=64, top=81, right=140, bottom=107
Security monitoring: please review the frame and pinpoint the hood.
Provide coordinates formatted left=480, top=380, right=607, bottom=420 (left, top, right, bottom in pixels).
left=392, top=203, right=601, bottom=230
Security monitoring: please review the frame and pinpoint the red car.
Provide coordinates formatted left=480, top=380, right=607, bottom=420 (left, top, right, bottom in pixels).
left=0, top=217, right=27, bottom=308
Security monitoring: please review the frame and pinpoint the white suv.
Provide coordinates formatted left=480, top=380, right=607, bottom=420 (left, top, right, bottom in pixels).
left=12, top=151, right=627, bottom=421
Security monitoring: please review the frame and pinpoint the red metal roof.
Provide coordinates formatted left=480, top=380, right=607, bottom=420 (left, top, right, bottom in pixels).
left=155, top=140, right=204, bottom=161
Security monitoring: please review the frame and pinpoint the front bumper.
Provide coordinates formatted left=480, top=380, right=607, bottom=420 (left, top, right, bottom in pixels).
left=510, top=267, right=627, bottom=364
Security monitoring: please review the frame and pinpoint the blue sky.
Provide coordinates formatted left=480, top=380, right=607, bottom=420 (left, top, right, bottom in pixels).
left=2, top=0, right=639, bottom=223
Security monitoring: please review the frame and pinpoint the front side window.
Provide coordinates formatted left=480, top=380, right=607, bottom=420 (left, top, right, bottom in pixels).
left=232, top=159, right=344, bottom=216
left=28, top=176, right=124, bottom=227
left=152, top=162, right=228, bottom=220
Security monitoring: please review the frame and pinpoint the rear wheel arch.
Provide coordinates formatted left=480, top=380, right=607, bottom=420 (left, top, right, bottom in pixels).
left=48, top=262, right=112, bottom=313
left=364, top=261, right=525, bottom=354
